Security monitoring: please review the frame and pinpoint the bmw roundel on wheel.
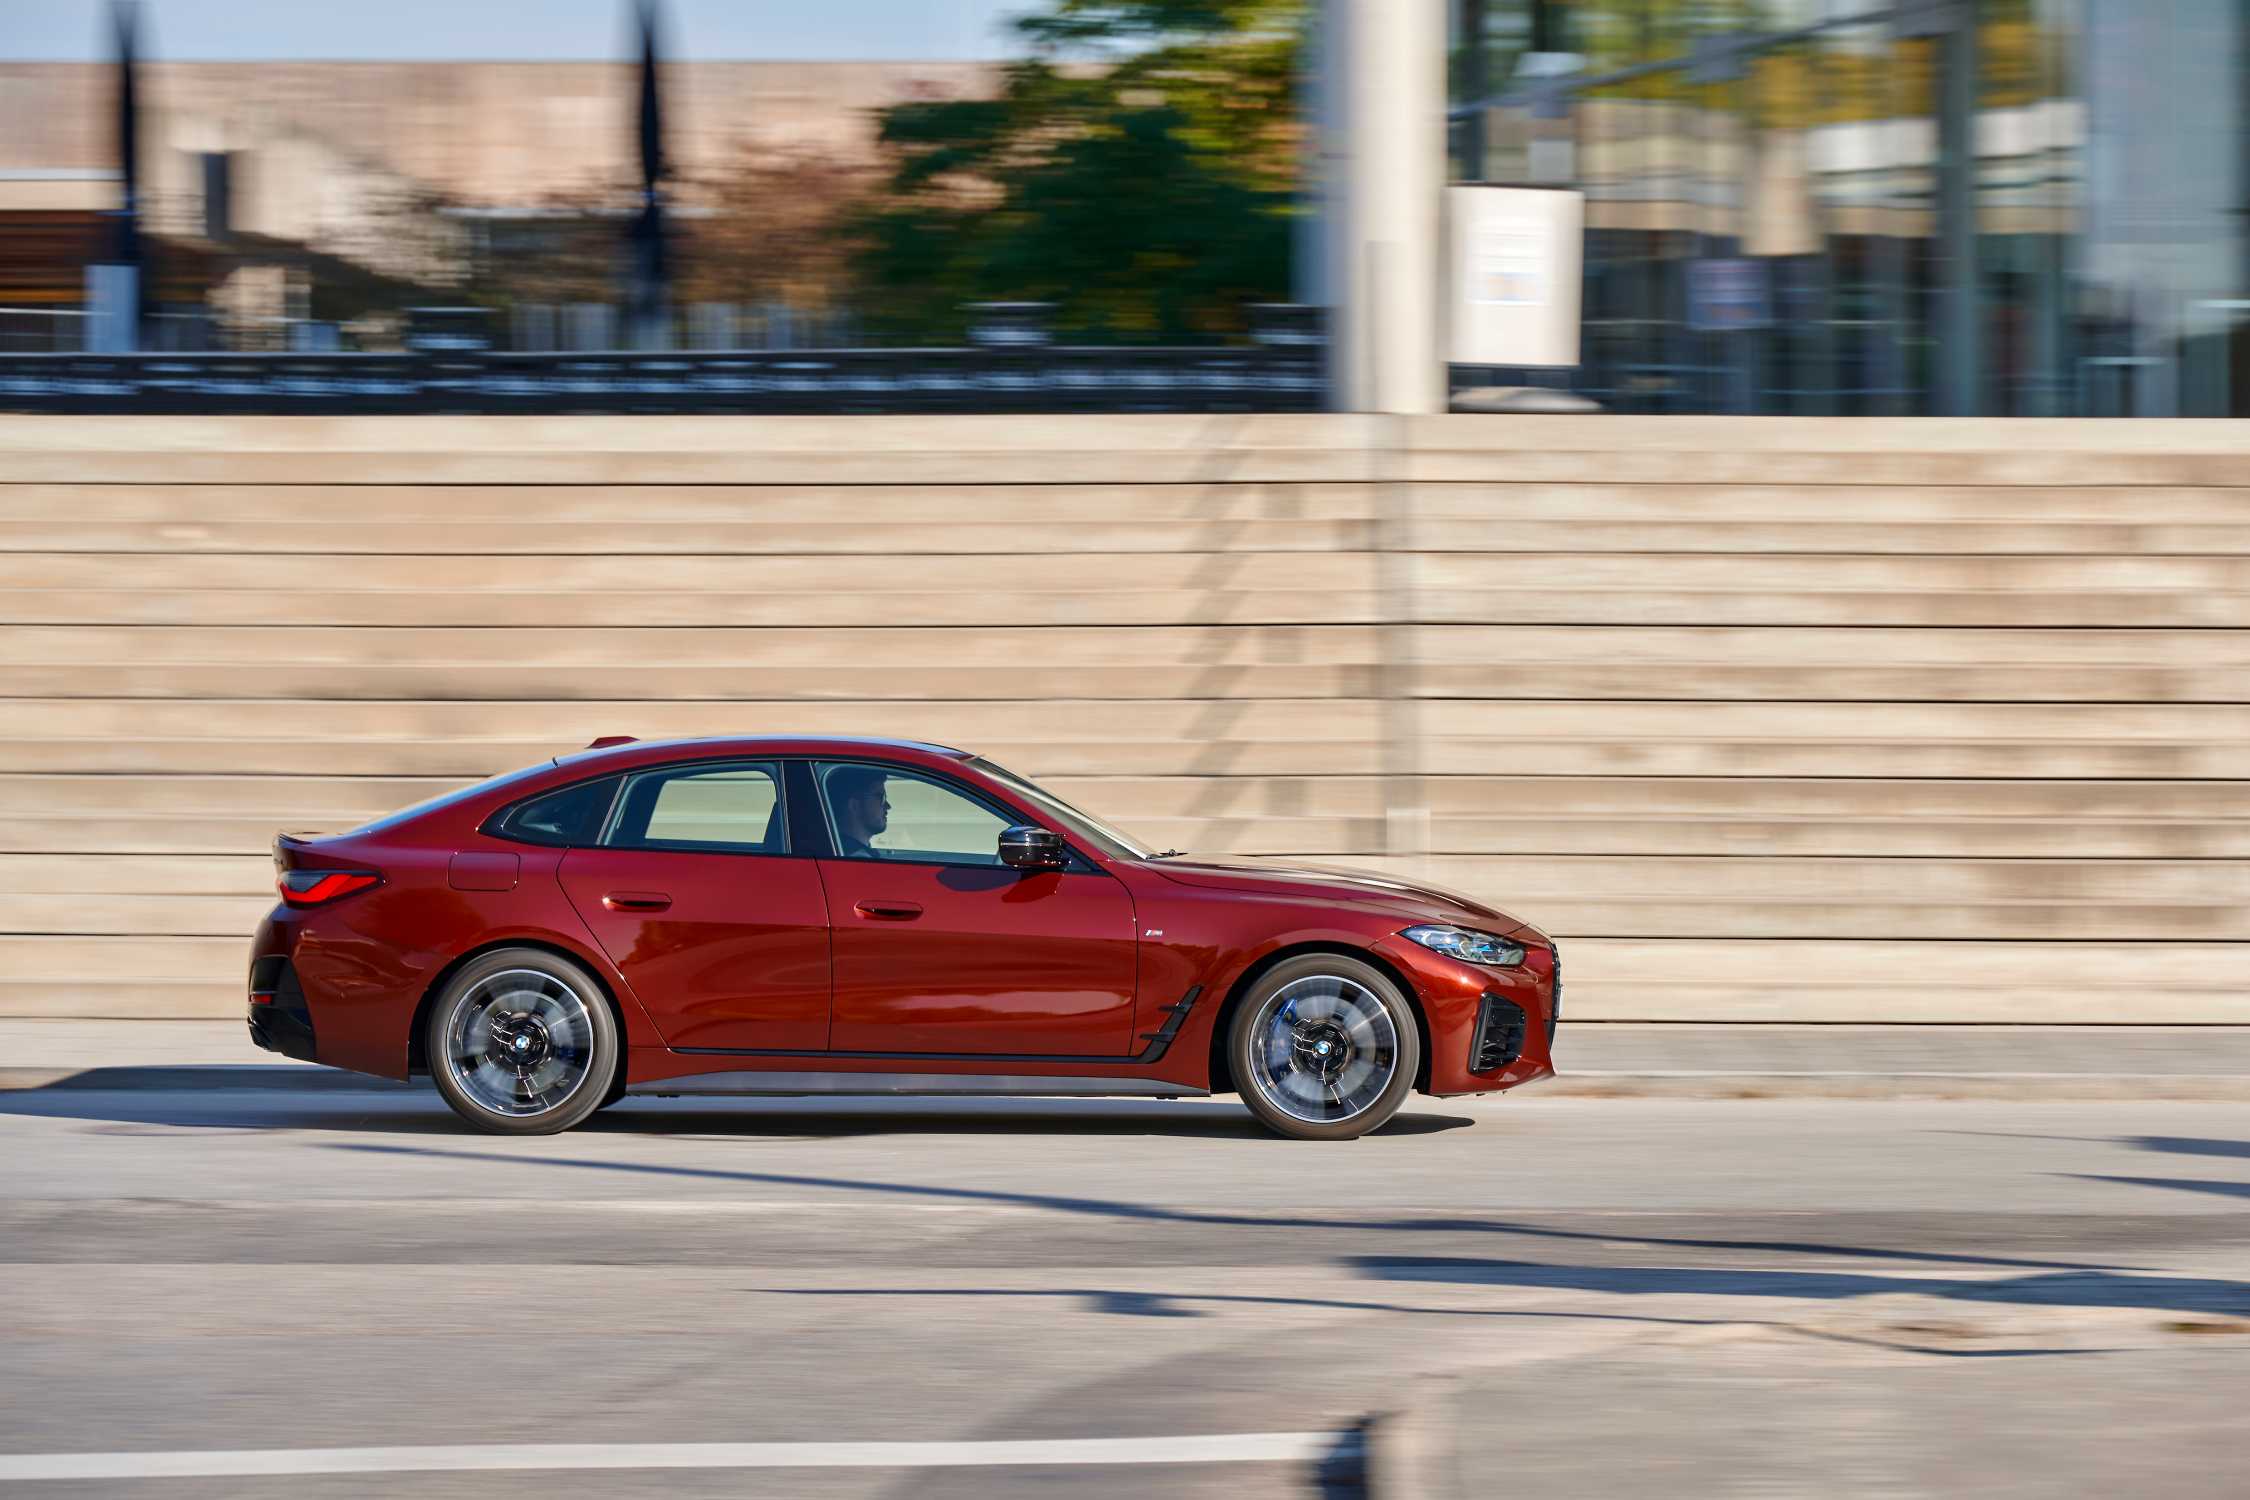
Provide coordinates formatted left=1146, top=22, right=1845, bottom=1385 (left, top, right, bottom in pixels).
left=249, top=736, right=1557, bottom=1139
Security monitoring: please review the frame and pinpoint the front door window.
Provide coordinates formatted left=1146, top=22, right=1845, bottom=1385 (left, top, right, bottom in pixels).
left=816, top=761, right=1013, bottom=866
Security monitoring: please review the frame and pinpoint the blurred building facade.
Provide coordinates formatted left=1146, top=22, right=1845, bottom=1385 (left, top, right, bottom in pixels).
left=1454, top=0, right=2250, bottom=416
left=0, top=60, right=996, bottom=351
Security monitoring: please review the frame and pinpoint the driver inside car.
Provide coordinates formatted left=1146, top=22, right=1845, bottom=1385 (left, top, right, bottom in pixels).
left=832, top=767, right=892, bottom=859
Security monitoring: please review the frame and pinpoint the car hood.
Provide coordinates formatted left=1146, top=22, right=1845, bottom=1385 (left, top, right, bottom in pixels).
left=1145, top=855, right=1546, bottom=942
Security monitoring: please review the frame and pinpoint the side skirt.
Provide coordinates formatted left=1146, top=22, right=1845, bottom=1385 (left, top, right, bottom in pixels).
left=670, top=984, right=1206, bottom=1069
left=626, top=1071, right=1208, bottom=1100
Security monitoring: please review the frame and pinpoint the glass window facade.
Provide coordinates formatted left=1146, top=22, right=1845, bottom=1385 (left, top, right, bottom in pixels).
left=1451, top=0, right=2250, bottom=415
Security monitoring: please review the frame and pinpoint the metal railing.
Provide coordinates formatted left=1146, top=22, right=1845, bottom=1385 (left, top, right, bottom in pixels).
left=0, top=345, right=1325, bottom=415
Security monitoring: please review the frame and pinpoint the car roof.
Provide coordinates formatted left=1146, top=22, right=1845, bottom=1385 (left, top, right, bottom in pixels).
left=550, top=735, right=975, bottom=770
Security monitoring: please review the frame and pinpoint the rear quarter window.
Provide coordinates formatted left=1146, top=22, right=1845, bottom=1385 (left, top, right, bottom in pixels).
left=487, top=776, right=622, bottom=847
left=345, top=763, right=562, bottom=838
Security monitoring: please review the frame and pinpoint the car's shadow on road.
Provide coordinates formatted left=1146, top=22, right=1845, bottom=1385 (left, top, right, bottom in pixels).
left=586, top=1102, right=1479, bottom=1139
left=0, top=1088, right=1478, bottom=1140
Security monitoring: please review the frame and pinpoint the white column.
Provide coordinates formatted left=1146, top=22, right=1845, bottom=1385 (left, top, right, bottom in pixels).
left=1319, top=0, right=1448, bottom=414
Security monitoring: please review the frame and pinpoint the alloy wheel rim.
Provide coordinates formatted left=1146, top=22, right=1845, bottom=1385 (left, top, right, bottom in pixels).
left=443, top=968, right=595, bottom=1118
left=1247, top=974, right=1399, bottom=1125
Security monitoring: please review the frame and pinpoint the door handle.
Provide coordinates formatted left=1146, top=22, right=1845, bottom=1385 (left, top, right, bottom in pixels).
left=854, top=899, right=924, bottom=921
left=603, top=891, right=672, bottom=912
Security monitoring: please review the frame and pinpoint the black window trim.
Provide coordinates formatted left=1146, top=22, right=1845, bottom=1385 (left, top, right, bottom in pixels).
left=481, top=752, right=1100, bottom=872
left=481, top=773, right=626, bottom=850
left=807, top=756, right=1102, bottom=875
left=600, top=757, right=794, bottom=858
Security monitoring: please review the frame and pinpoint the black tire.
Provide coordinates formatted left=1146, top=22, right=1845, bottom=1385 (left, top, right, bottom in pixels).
left=1227, top=954, right=1421, bottom=1141
left=426, top=947, right=619, bottom=1136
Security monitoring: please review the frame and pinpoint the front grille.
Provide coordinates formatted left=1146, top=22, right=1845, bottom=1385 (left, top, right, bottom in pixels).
left=1470, top=995, right=1527, bottom=1074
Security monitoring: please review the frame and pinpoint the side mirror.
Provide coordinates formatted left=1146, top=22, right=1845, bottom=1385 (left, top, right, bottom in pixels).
left=998, top=825, right=1068, bottom=871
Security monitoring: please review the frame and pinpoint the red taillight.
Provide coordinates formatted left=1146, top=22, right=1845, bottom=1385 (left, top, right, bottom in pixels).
left=278, top=869, right=381, bottom=907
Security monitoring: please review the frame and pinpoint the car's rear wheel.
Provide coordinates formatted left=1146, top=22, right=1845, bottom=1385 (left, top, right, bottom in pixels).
left=427, top=948, right=618, bottom=1136
left=1228, top=954, right=1420, bottom=1141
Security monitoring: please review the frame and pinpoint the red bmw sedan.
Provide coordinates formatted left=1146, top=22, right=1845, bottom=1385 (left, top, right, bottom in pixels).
left=249, top=737, right=1557, bottom=1140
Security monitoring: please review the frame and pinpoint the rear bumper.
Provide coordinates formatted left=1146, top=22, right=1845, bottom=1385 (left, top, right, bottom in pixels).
left=246, top=1001, right=317, bottom=1062
left=246, top=951, right=318, bottom=1062
left=248, top=902, right=429, bottom=1080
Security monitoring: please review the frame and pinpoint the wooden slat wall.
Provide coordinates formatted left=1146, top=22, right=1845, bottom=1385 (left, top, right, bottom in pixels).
left=1, top=413, right=2243, bottom=1024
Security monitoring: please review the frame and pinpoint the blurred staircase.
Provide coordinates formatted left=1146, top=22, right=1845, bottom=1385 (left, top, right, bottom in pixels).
left=0, top=414, right=2242, bottom=1025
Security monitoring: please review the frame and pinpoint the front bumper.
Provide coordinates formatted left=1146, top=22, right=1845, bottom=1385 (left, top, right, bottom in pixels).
left=1372, top=933, right=1558, bottom=1096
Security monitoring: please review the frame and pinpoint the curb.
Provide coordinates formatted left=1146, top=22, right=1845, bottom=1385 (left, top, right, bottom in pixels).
left=6, top=1067, right=2250, bottom=1099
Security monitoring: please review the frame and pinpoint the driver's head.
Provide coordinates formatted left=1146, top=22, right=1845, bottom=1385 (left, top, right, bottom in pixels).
left=832, top=766, right=890, bottom=841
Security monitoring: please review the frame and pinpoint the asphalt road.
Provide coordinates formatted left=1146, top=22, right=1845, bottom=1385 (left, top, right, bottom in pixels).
left=2, top=1089, right=2248, bottom=1498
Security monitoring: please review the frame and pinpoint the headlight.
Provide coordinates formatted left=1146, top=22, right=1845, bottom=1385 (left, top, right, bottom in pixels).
left=1401, top=924, right=1526, bottom=969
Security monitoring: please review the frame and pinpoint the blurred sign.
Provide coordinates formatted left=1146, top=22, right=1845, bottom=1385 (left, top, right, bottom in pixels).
left=964, top=302, right=1054, bottom=349
left=404, top=306, right=495, bottom=353
left=1687, top=258, right=1772, bottom=332
left=84, top=265, right=138, bottom=353
left=1447, top=187, right=1582, bottom=369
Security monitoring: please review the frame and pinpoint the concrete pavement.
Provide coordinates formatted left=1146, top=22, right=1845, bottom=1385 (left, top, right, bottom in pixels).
left=1, top=1090, right=2247, bottom=1496
left=1384, top=1343, right=2250, bottom=1500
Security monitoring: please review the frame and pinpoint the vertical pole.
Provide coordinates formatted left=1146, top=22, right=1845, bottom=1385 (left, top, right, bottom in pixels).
left=2237, top=0, right=2250, bottom=416
left=1460, top=0, right=1489, bottom=180
left=626, top=0, right=672, bottom=352
left=88, top=0, right=143, bottom=354
left=1296, top=5, right=1331, bottom=307
left=1322, top=0, right=1448, bottom=414
left=1934, top=7, right=1980, bottom=414
left=1376, top=405, right=1427, bottom=880
left=1310, top=0, right=1444, bottom=873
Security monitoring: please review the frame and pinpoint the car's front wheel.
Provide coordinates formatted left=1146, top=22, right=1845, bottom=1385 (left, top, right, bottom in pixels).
left=1228, top=954, right=1420, bottom=1141
left=427, top=948, right=619, bottom=1135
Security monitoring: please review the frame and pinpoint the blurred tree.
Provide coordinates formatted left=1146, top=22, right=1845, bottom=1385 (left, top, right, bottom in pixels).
left=850, top=0, right=1305, bottom=344
left=679, top=143, right=882, bottom=316
left=457, top=191, right=620, bottom=310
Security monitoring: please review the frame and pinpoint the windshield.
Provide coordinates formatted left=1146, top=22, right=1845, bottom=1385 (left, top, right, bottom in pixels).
left=967, top=757, right=1157, bottom=862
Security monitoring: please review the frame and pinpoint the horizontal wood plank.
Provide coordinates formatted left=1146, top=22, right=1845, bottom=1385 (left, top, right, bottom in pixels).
left=1, top=414, right=2244, bottom=1023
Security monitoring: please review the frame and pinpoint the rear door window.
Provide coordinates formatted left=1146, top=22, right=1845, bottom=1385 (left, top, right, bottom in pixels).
left=604, top=762, right=787, bottom=854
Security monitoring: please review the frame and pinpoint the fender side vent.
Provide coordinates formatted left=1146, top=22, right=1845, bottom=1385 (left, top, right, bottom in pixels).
left=1471, top=994, right=1527, bottom=1074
